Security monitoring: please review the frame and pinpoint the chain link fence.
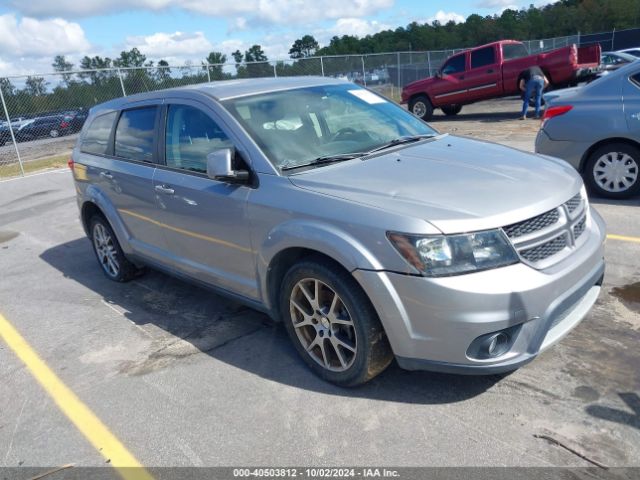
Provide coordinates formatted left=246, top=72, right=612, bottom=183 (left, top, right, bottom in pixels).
left=1, top=28, right=637, bottom=178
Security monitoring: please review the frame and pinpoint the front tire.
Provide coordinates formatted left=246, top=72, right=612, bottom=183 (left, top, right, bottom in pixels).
left=408, top=94, right=434, bottom=121
left=90, top=215, right=140, bottom=282
left=441, top=104, right=462, bottom=116
left=50, top=129, right=59, bottom=138
left=584, top=143, right=640, bottom=199
left=280, top=259, right=393, bottom=386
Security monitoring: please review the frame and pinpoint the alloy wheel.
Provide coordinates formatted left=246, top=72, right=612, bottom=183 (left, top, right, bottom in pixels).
left=93, top=223, right=120, bottom=278
left=289, top=278, right=357, bottom=372
left=412, top=101, right=427, bottom=118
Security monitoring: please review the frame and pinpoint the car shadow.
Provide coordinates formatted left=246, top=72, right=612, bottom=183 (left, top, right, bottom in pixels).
left=590, top=196, right=640, bottom=207
left=429, top=110, right=523, bottom=123
left=40, top=238, right=502, bottom=404
left=586, top=392, right=640, bottom=430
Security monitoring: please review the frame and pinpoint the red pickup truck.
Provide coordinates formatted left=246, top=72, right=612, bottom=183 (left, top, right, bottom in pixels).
left=401, top=40, right=601, bottom=120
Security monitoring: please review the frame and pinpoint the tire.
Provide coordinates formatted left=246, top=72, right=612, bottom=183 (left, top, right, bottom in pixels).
left=408, top=94, right=434, bottom=121
left=280, top=258, right=393, bottom=386
left=441, top=104, right=462, bottom=116
left=89, top=215, right=140, bottom=282
left=50, top=129, right=59, bottom=138
left=584, top=143, right=640, bottom=199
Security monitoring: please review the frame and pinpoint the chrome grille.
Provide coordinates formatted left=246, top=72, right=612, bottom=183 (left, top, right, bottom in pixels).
left=573, top=216, right=587, bottom=239
left=503, top=209, right=560, bottom=239
left=564, top=193, right=582, bottom=214
left=520, top=235, right=568, bottom=263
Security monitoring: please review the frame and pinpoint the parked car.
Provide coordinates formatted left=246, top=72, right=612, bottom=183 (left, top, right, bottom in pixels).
left=0, top=124, right=10, bottom=146
left=71, top=77, right=605, bottom=385
left=617, top=47, right=640, bottom=58
left=16, top=115, right=71, bottom=141
left=401, top=39, right=601, bottom=120
left=64, top=109, right=89, bottom=133
left=593, top=51, right=638, bottom=80
left=536, top=62, right=640, bottom=199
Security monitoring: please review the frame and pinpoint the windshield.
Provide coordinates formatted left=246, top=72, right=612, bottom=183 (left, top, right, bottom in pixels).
left=222, top=84, right=437, bottom=171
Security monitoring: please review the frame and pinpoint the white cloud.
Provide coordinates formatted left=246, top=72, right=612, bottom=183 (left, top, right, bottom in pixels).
left=475, top=0, right=514, bottom=7
left=11, top=0, right=395, bottom=25
left=125, top=31, right=213, bottom=58
left=0, top=14, right=90, bottom=58
left=427, top=10, right=465, bottom=24
left=323, top=18, right=391, bottom=38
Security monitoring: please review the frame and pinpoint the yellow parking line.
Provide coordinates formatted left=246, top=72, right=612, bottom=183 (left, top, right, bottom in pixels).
left=0, top=312, right=154, bottom=480
left=607, top=234, right=640, bottom=244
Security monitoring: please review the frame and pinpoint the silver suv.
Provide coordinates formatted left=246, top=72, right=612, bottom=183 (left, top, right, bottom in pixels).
left=71, top=77, right=605, bottom=386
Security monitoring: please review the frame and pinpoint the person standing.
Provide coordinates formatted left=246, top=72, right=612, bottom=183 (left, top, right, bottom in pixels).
left=518, top=66, right=549, bottom=120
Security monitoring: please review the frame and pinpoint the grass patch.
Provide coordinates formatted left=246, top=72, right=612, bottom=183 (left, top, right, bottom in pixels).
left=0, top=154, right=69, bottom=179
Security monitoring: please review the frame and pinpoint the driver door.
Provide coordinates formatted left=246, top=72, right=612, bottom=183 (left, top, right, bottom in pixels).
left=430, top=53, right=469, bottom=106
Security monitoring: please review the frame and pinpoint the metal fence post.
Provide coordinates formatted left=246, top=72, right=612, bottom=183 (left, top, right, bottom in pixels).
left=427, top=51, right=431, bottom=76
left=117, top=69, right=126, bottom=96
left=612, top=28, right=616, bottom=50
left=206, top=65, right=211, bottom=83
left=0, top=83, right=24, bottom=177
left=273, top=63, right=277, bottom=78
left=320, top=56, right=325, bottom=76
left=361, top=56, right=366, bottom=86
left=397, top=52, right=401, bottom=87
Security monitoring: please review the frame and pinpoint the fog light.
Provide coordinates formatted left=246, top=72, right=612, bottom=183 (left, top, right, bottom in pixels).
left=466, top=325, right=521, bottom=360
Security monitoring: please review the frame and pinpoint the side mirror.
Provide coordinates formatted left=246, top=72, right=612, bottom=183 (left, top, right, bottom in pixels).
left=435, top=70, right=443, bottom=79
left=206, top=148, right=250, bottom=183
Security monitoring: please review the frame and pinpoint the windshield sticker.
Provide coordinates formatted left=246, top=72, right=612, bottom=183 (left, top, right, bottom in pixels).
left=348, top=89, right=387, bottom=104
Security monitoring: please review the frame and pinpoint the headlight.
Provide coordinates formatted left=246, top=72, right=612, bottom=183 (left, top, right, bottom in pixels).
left=388, top=229, right=519, bottom=277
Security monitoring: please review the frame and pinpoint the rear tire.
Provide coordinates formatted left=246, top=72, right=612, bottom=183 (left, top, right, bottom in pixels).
left=50, top=129, right=59, bottom=138
left=441, top=104, right=462, bottom=116
left=280, top=258, right=393, bottom=386
left=584, top=143, right=640, bottom=199
left=408, top=95, right=434, bottom=121
left=89, top=215, right=140, bottom=282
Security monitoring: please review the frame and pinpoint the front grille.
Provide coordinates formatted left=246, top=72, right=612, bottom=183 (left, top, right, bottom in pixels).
left=573, top=216, right=587, bottom=239
left=520, top=235, right=568, bottom=263
left=503, top=209, right=560, bottom=239
left=564, top=193, right=582, bottom=214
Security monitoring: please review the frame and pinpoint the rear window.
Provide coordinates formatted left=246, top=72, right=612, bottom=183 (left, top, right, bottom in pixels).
left=503, top=43, right=529, bottom=61
left=442, top=55, right=465, bottom=75
left=471, top=46, right=495, bottom=69
left=114, top=107, right=157, bottom=162
left=80, top=112, right=117, bottom=155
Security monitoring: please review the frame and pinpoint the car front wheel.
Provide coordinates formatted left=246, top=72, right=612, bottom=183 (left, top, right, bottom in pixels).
left=585, top=143, right=640, bottom=199
left=408, top=95, right=434, bottom=121
left=50, top=129, right=59, bottom=138
left=280, top=259, right=393, bottom=386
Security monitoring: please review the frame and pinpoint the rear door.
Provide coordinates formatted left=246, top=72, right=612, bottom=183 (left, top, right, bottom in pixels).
left=151, top=99, right=256, bottom=299
left=465, top=45, right=501, bottom=101
left=430, top=53, right=469, bottom=106
left=624, top=70, right=640, bottom=139
left=92, top=103, right=170, bottom=260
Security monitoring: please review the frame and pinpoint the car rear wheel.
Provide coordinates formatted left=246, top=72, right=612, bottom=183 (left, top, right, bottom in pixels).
left=49, top=129, right=59, bottom=138
left=585, top=143, right=640, bottom=199
left=408, top=95, right=434, bottom=121
left=280, top=259, right=393, bottom=386
left=90, top=215, right=140, bottom=282
left=441, top=104, right=462, bottom=116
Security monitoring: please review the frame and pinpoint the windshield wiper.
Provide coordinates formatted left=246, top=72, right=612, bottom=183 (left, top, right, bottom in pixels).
left=366, top=134, right=436, bottom=154
left=280, top=152, right=367, bottom=171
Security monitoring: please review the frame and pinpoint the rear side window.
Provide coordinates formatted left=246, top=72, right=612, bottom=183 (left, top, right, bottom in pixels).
left=80, top=112, right=117, bottom=155
left=471, top=47, right=495, bottom=69
left=442, top=55, right=465, bottom=75
left=115, top=107, right=157, bottom=162
left=631, top=72, right=640, bottom=88
left=503, top=43, right=529, bottom=61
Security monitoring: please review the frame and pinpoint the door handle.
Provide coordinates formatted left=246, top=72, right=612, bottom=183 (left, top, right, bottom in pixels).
left=458, top=75, right=465, bottom=80
left=487, top=69, right=494, bottom=73
left=100, top=171, right=113, bottom=180
left=155, top=184, right=175, bottom=195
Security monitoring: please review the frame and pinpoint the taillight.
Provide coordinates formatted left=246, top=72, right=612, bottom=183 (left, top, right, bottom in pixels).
left=542, top=105, right=573, bottom=123
left=60, top=121, right=69, bottom=128
left=67, top=157, right=74, bottom=170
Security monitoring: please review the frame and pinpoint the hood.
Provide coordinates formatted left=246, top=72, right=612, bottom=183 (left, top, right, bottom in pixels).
left=288, top=135, right=582, bottom=234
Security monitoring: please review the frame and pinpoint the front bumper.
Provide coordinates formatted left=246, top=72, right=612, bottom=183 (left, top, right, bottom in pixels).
left=353, top=208, right=606, bottom=374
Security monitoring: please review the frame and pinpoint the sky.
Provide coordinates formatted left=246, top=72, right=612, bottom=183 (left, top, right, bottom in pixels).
left=0, top=0, right=553, bottom=77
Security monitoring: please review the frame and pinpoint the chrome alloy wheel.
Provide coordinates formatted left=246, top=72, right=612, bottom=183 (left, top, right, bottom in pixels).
left=92, top=223, right=120, bottom=278
left=412, top=101, right=427, bottom=118
left=289, top=278, right=357, bottom=372
left=593, top=151, right=639, bottom=193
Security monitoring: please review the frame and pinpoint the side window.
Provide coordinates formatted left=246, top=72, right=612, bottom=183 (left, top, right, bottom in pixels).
left=80, top=112, right=117, bottom=155
left=502, top=43, right=529, bottom=61
left=165, top=105, right=233, bottom=173
left=442, top=55, right=465, bottom=75
left=631, top=73, right=640, bottom=88
left=114, top=107, right=157, bottom=162
left=471, top=47, right=495, bottom=69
